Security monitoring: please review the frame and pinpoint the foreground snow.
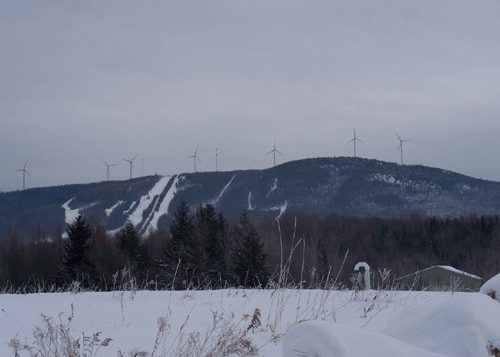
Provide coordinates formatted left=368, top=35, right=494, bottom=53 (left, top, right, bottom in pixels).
left=0, top=289, right=499, bottom=356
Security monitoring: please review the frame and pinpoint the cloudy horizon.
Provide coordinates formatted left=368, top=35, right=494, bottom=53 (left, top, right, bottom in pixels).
left=1, top=0, right=500, bottom=191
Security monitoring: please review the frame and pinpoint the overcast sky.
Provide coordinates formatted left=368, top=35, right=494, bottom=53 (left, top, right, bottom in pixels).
left=1, top=0, right=500, bottom=191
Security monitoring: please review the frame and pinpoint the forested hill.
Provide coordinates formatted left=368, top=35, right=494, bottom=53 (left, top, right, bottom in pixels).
left=2, top=156, right=500, bottom=240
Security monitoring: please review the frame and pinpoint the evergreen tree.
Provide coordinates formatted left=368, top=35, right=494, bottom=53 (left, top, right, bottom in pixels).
left=195, top=204, right=227, bottom=285
left=62, top=215, right=94, bottom=284
left=231, top=211, right=268, bottom=287
left=163, top=201, right=203, bottom=288
left=117, top=220, right=140, bottom=270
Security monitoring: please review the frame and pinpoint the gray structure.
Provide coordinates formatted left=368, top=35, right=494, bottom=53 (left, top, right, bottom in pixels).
left=397, top=265, right=482, bottom=292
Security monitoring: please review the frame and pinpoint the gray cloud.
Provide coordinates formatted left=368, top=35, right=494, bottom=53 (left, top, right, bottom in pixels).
left=1, top=0, right=500, bottom=191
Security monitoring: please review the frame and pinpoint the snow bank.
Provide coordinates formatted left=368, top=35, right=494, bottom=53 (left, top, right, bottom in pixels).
left=480, top=274, right=500, bottom=302
left=283, top=321, right=443, bottom=357
left=384, top=293, right=500, bottom=357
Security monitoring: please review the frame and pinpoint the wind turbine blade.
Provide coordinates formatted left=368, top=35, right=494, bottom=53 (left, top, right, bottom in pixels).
left=25, top=170, right=31, bottom=177
left=266, top=149, right=274, bottom=155
left=110, top=163, right=118, bottom=167
left=395, top=133, right=402, bottom=141
left=346, top=138, right=355, bottom=144
left=357, top=138, right=364, bottom=143
left=196, top=157, right=202, bottom=163
left=16, top=169, right=23, bottom=172
left=276, top=149, right=284, bottom=155
left=132, top=155, right=138, bottom=161
left=24, top=160, right=28, bottom=169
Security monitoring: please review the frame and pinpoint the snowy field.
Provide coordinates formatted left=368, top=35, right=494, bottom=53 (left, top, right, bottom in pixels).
left=1, top=285, right=500, bottom=356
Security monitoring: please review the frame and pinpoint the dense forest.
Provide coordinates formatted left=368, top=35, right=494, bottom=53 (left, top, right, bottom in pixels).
left=0, top=201, right=499, bottom=292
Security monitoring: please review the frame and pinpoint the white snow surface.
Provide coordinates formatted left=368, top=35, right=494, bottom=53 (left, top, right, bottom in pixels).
left=61, top=198, right=79, bottom=224
left=269, top=200, right=288, bottom=220
left=212, top=174, right=236, bottom=206
left=123, top=201, right=137, bottom=215
left=284, top=321, right=443, bottom=357
left=400, top=265, right=482, bottom=280
left=62, top=198, right=98, bottom=224
left=105, top=200, right=125, bottom=217
left=384, top=293, right=500, bottom=357
left=145, top=175, right=180, bottom=232
left=1, top=290, right=500, bottom=356
left=437, top=265, right=482, bottom=279
left=480, top=273, right=500, bottom=302
left=127, top=176, right=171, bottom=227
left=266, top=178, right=278, bottom=198
left=248, top=191, right=254, bottom=210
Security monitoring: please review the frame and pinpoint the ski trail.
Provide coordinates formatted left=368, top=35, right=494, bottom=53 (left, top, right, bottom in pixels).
left=212, top=174, right=236, bottom=205
left=146, top=175, right=181, bottom=232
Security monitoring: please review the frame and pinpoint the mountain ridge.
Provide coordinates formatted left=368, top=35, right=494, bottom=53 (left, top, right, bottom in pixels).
left=2, top=156, right=500, bottom=240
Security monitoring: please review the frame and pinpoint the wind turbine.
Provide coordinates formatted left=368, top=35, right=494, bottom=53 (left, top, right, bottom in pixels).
left=215, top=148, right=219, bottom=172
left=396, top=133, right=411, bottom=165
left=102, top=160, right=117, bottom=181
left=346, top=128, right=363, bottom=157
left=16, top=160, right=31, bottom=190
left=267, top=140, right=283, bottom=167
left=122, top=155, right=137, bottom=179
left=188, top=147, right=201, bottom=172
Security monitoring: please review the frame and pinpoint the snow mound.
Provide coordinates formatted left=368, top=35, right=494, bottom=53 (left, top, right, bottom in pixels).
left=480, top=274, right=500, bottom=302
left=283, top=321, right=443, bottom=357
left=384, top=293, right=500, bottom=357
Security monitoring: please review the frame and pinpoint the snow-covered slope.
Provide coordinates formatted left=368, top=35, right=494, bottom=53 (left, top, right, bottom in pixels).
left=4, top=156, right=500, bottom=239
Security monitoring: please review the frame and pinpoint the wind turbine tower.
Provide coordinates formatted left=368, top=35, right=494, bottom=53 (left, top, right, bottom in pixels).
left=16, top=160, right=31, bottom=190
left=122, top=155, right=137, bottom=179
left=215, top=148, right=218, bottom=172
left=188, top=147, right=201, bottom=173
left=347, top=128, right=363, bottom=157
left=102, top=160, right=117, bottom=181
left=396, top=133, right=411, bottom=165
left=267, top=140, right=283, bottom=167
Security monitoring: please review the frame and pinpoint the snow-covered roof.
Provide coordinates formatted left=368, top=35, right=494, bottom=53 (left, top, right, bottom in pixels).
left=399, top=265, right=481, bottom=280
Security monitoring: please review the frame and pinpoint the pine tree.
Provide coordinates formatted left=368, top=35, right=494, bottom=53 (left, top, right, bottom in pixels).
left=62, top=215, right=94, bottom=284
left=163, top=201, right=203, bottom=288
left=231, top=211, right=268, bottom=287
left=195, top=204, right=227, bottom=285
left=117, top=220, right=140, bottom=270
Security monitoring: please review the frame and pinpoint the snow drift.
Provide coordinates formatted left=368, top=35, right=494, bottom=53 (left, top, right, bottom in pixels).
left=283, top=321, right=443, bottom=357
left=480, top=273, right=500, bottom=303
left=384, top=293, right=500, bottom=357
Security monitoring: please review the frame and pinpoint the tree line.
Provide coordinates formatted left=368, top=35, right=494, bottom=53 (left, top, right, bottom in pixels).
left=1, top=205, right=499, bottom=291
left=0, top=202, right=268, bottom=291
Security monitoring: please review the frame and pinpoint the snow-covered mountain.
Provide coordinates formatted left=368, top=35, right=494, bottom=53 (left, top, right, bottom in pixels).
left=3, top=156, right=500, bottom=239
